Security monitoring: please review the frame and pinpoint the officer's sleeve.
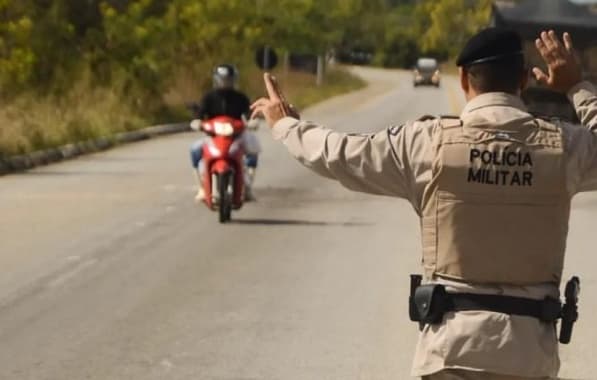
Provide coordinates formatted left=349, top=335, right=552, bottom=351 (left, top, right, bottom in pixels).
left=568, top=81, right=597, bottom=130
left=566, top=82, right=597, bottom=192
left=271, top=117, right=415, bottom=199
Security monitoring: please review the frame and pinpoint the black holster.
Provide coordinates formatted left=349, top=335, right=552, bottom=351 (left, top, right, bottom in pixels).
left=413, top=284, right=449, bottom=325
left=409, top=275, right=449, bottom=326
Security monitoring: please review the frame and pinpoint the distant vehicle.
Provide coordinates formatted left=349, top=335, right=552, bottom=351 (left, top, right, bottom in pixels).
left=413, top=58, right=440, bottom=87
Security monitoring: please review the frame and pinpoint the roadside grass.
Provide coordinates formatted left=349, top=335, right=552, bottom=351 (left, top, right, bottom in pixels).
left=440, top=59, right=459, bottom=76
left=0, top=84, right=145, bottom=158
left=244, top=66, right=367, bottom=110
left=0, top=66, right=364, bottom=158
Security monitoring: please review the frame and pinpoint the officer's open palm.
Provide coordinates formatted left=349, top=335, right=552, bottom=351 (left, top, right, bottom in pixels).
left=251, top=73, right=300, bottom=129
left=533, top=30, right=582, bottom=93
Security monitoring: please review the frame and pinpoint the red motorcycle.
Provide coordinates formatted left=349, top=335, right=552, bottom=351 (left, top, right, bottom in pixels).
left=191, top=116, right=246, bottom=223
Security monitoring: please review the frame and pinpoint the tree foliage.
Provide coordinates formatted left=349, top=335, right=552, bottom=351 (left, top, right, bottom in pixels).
left=336, top=0, right=492, bottom=67
left=0, top=0, right=493, bottom=96
left=417, top=0, right=493, bottom=58
left=0, top=0, right=496, bottom=157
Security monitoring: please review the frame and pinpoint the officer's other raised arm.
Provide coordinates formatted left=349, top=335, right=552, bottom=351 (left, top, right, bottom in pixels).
left=534, top=31, right=597, bottom=192
left=251, top=73, right=414, bottom=199
left=534, top=31, right=597, bottom=128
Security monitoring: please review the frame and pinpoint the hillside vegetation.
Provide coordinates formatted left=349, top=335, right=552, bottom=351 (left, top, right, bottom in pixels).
left=0, top=0, right=491, bottom=157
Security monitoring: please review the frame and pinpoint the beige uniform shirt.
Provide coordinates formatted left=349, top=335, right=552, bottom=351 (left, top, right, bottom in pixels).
left=271, top=81, right=597, bottom=378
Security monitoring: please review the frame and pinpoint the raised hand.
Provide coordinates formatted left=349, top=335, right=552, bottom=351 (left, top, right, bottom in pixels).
left=251, top=73, right=300, bottom=128
left=533, top=30, right=582, bottom=93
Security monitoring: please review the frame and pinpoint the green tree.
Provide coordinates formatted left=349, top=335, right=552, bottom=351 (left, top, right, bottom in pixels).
left=0, top=1, right=34, bottom=92
left=416, top=0, right=492, bottom=58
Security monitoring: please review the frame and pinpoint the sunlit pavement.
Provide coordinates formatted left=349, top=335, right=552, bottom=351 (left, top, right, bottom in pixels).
left=0, top=67, right=594, bottom=379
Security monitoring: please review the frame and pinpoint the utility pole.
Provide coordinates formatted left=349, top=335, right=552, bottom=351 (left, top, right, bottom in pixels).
left=316, top=55, right=324, bottom=86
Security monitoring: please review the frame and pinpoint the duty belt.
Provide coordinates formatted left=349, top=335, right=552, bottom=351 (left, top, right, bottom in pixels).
left=444, top=292, right=561, bottom=321
left=408, top=275, right=580, bottom=344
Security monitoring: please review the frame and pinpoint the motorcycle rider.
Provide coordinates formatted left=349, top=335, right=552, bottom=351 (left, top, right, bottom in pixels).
left=189, top=64, right=261, bottom=202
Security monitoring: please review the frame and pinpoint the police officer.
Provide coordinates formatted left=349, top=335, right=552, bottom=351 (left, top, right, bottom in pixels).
left=251, top=28, right=597, bottom=379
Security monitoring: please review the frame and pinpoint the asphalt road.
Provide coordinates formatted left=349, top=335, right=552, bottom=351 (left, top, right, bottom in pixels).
left=1, top=67, right=596, bottom=380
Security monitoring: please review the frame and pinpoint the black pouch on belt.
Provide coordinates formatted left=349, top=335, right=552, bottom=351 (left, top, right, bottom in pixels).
left=413, top=284, right=449, bottom=325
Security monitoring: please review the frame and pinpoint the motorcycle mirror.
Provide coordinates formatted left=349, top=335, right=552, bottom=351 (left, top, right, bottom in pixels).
left=255, top=46, right=278, bottom=71
left=247, top=118, right=260, bottom=131
left=190, top=119, right=202, bottom=131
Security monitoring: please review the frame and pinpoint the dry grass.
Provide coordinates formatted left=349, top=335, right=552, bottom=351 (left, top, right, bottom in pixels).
left=0, top=81, right=144, bottom=158
left=440, top=59, right=459, bottom=76
left=0, top=66, right=364, bottom=158
left=278, top=68, right=366, bottom=110
left=242, top=66, right=366, bottom=110
left=164, top=64, right=366, bottom=113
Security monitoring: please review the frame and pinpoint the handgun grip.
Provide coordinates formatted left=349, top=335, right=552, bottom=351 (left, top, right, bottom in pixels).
left=564, top=276, right=580, bottom=301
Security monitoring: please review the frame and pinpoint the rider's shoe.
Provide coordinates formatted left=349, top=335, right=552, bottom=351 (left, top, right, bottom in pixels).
left=244, top=167, right=256, bottom=202
left=193, top=169, right=205, bottom=203
left=244, top=186, right=256, bottom=202
left=195, top=187, right=206, bottom=203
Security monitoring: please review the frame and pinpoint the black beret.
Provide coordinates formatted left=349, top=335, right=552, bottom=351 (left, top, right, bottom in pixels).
left=456, top=27, right=523, bottom=67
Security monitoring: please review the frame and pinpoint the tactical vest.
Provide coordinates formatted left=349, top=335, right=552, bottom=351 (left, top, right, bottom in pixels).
left=420, top=117, right=570, bottom=285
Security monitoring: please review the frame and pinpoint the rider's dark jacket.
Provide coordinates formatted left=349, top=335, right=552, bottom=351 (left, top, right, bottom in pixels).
left=195, top=88, right=251, bottom=120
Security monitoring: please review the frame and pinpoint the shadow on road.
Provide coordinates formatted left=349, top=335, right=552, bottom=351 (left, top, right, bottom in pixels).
left=231, top=218, right=372, bottom=227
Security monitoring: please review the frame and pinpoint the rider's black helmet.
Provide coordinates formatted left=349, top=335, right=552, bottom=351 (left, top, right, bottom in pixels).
left=213, top=64, right=239, bottom=89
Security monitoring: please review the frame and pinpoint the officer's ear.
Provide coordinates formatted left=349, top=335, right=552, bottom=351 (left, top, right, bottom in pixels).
left=459, top=67, right=471, bottom=96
